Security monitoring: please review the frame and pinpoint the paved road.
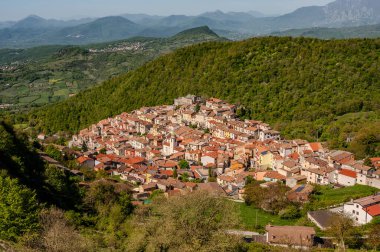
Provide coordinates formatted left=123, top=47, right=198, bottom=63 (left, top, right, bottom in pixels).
left=226, top=230, right=260, bottom=236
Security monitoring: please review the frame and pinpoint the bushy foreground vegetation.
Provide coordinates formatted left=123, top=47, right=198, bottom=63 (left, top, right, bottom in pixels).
left=1, top=121, right=380, bottom=251
left=29, top=37, right=380, bottom=158
left=0, top=121, right=243, bottom=251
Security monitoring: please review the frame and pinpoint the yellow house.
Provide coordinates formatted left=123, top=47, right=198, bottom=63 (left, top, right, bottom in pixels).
left=256, top=146, right=273, bottom=169
left=145, top=172, right=153, bottom=183
left=230, top=160, right=244, bottom=170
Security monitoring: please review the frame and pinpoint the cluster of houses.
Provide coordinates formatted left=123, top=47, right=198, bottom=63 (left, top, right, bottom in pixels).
left=88, top=41, right=144, bottom=53
left=69, top=95, right=380, bottom=230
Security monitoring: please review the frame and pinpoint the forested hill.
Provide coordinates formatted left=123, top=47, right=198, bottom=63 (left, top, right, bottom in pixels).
left=31, top=37, right=380, bottom=157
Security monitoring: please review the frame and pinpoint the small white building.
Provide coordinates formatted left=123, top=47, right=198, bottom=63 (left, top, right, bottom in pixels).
left=37, top=133, right=46, bottom=140
left=259, top=130, right=280, bottom=141
left=201, top=153, right=218, bottom=166
left=343, top=194, right=380, bottom=225
left=337, top=169, right=357, bottom=186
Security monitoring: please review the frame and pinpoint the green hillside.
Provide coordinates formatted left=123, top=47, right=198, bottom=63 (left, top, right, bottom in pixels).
left=172, top=26, right=220, bottom=40
left=31, top=37, right=380, bottom=157
left=0, top=26, right=224, bottom=109
left=272, top=24, right=380, bottom=39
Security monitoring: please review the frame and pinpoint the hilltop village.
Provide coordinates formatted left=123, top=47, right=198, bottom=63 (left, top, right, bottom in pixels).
left=67, top=95, right=380, bottom=242
left=71, top=95, right=380, bottom=189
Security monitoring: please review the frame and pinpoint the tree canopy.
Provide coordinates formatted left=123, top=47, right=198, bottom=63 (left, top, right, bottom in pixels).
left=0, top=173, right=40, bottom=241
left=29, top=37, right=380, bottom=157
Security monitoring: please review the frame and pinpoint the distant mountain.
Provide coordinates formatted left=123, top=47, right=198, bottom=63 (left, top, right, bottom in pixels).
left=272, top=23, right=380, bottom=39
left=0, top=21, right=16, bottom=29
left=271, top=0, right=380, bottom=31
left=324, top=0, right=380, bottom=26
left=12, top=15, right=47, bottom=29
left=121, top=13, right=163, bottom=24
left=171, top=26, right=221, bottom=40
left=199, top=10, right=257, bottom=23
left=54, top=16, right=141, bottom=43
left=0, top=16, right=142, bottom=48
left=247, top=11, right=267, bottom=18
left=1, top=0, right=380, bottom=48
left=11, top=15, right=95, bottom=29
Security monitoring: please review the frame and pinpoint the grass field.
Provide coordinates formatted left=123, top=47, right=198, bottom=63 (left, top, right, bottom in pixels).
left=13, top=123, right=28, bottom=129
left=236, top=202, right=297, bottom=232
left=307, top=184, right=379, bottom=210
left=53, top=89, right=70, bottom=97
left=19, top=95, right=40, bottom=103
left=236, top=184, right=379, bottom=232
left=33, top=93, right=50, bottom=104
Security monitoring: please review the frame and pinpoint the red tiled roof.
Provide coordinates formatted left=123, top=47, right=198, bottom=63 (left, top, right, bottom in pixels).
left=190, top=165, right=202, bottom=170
left=303, top=150, right=313, bottom=154
left=339, top=169, right=357, bottom=178
left=77, top=156, right=92, bottom=164
left=160, top=170, right=174, bottom=176
left=184, top=182, right=197, bottom=188
left=288, top=152, right=300, bottom=160
left=264, top=171, right=286, bottom=180
left=309, top=142, right=322, bottom=152
left=370, top=157, right=380, bottom=168
left=203, top=152, right=218, bottom=158
left=125, top=157, right=146, bottom=165
left=364, top=204, right=380, bottom=217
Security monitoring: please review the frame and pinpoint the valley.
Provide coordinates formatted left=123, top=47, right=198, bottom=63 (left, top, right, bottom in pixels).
left=0, top=26, right=224, bottom=109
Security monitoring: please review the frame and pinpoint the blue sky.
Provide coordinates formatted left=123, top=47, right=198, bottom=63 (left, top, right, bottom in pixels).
left=0, top=0, right=334, bottom=21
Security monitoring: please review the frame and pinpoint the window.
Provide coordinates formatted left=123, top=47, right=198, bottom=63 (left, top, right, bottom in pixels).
left=352, top=210, right=355, bottom=214
left=356, top=212, right=359, bottom=215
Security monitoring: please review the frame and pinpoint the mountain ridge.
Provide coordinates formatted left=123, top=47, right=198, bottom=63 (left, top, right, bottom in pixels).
left=2, top=0, right=380, bottom=48
left=272, top=23, right=380, bottom=39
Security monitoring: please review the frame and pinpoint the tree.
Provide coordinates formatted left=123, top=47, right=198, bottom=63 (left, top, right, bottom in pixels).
left=244, top=182, right=266, bottom=206
left=366, top=220, right=380, bottom=250
left=44, top=165, right=81, bottom=209
left=81, top=141, right=88, bottom=152
left=0, top=174, right=40, bottom=241
left=179, top=172, right=190, bottom=182
left=194, top=104, right=200, bottom=113
left=327, top=213, right=355, bottom=251
left=45, top=145, right=62, bottom=161
left=173, top=167, right=178, bottom=178
left=127, top=191, right=242, bottom=251
left=36, top=208, right=92, bottom=252
left=178, top=159, right=190, bottom=169
left=278, top=205, right=300, bottom=219
left=244, top=182, right=290, bottom=214
left=245, top=175, right=253, bottom=185
left=84, top=181, right=119, bottom=209
left=208, top=167, right=216, bottom=182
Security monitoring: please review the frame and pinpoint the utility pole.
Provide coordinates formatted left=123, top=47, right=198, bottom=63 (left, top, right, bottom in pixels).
left=255, top=209, right=258, bottom=228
